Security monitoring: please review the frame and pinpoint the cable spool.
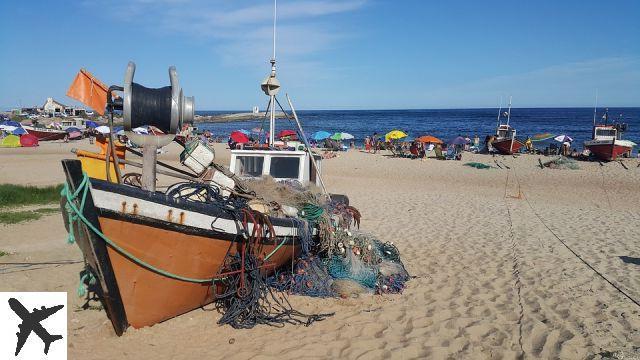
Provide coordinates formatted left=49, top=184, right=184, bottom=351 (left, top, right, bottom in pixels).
left=122, top=62, right=194, bottom=147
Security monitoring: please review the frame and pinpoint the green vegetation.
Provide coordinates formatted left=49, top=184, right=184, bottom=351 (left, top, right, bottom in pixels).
left=0, top=184, right=63, bottom=208
left=0, top=208, right=60, bottom=224
left=0, top=250, right=8, bottom=257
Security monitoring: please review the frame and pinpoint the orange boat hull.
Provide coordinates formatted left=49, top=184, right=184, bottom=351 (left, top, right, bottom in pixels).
left=99, top=215, right=296, bottom=328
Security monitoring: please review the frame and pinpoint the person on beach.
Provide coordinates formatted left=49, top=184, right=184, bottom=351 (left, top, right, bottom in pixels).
left=525, top=137, right=533, bottom=153
left=364, top=136, right=371, bottom=152
left=473, top=134, right=479, bottom=148
left=372, top=132, right=379, bottom=154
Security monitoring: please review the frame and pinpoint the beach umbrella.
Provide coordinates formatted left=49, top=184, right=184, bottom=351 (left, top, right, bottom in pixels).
left=251, top=127, right=263, bottom=134
left=330, top=132, right=354, bottom=141
left=11, top=127, right=27, bottom=135
left=132, top=127, right=148, bottom=135
left=95, top=125, right=110, bottom=134
left=447, top=136, right=469, bottom=145
left=20, top=134, right=38, bottom=147
left=0, top=120, right=21, bottom=127
left=310, top=131, right=331, bottom=141
left=147, top=126, right=165, bottom=135
left=277, top=129, right=297, bottom=139
left=0, top=135, right=21, bottom=147
left=531, top=133, right=554, bottom=142
left=415, top=135, right=443, bottom=144
left=85, top=120, right=98, bottom=128
left=230, top=130, right=250, bottom=143
left=554, top=135, right=573, bottom=143
left=2, top=125, right=17, bottom=132
left=236, top=129, right=251, bottom=135
left=385, top=130, right=407, bottom=142
left=69, top=131, right=83, bottom=139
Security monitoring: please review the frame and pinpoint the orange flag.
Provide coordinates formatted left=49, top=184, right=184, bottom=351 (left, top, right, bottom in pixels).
left=66, top=68, right=111, bottom=115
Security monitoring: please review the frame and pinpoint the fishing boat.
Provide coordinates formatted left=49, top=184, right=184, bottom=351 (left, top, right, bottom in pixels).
left=584, top=108, right=634, bottom=161
left=23, top=125, right=67, bottom=141
left=60, top=61, right=308, bottom=335
left=491, top=97, right=524, bottom=155
left=61, top=159, right=302, bottom=334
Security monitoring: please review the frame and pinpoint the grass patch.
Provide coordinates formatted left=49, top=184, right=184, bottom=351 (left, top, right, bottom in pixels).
left=0, top=250, right=8, bottom=257
left=0, top=208, right=60, bottom=224
left=0, top=184, right=63, bottom=208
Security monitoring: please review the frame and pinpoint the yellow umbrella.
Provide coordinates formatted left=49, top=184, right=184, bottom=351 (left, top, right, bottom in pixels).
left=385, top=130, right=407, bottom=142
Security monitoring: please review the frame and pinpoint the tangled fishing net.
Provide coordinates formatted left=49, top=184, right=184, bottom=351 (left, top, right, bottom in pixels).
left=268, top=230, right=410, bottom=298
left=464, top=162, right=492, bottom=169
left=163, top=171, right=409, bottom=328
left=543, top=156, right=580, bottom=170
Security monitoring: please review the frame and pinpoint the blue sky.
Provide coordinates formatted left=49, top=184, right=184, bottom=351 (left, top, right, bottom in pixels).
left=0, top=0, right=638, bottom=110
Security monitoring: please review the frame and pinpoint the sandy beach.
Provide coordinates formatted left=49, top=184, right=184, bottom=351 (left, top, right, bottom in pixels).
left=1, top=140, right=639, bottom=359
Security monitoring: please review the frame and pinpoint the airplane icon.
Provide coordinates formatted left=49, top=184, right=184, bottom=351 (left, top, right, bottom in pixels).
left=8, top=297, right=64, bottom=356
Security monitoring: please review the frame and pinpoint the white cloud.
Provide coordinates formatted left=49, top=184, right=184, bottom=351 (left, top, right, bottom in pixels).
left=415, top=57, right=640, bottom=108
left=89, top=0, right=366, bottom=64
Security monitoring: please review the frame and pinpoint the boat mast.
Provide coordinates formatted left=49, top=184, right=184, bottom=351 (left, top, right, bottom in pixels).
left=496, top=96, right=502, bottom=129
left=506, top=96, right=512, bottom=126
left=593, top=89, right=598, bottom=127
left=261, top=0, right=280, bottom=146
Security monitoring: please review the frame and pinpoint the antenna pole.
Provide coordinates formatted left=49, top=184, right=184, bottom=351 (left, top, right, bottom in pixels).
left=506, top=96, right=512, bottom=126
left=273, top=0, right=277, bottom=61
left=267, top=0, right=277, bottom=146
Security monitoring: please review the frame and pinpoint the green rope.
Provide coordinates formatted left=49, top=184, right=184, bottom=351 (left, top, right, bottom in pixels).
left=61, top=173, right=90, bottom=244
left=61, top=173, right=290, bottom=285
left=77, top=269, right=97, bottom=297
left=299, top=203, right=324, bottom=221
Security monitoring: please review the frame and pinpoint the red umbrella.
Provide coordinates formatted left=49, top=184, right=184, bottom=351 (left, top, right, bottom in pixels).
left=20, top=134, right=39, bottom=147
left=277, top=129, right=297, bottom=140
left=230, top=130, right=250, bottom=143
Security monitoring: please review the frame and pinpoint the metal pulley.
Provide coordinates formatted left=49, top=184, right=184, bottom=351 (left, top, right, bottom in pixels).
left=122, top=61, right=194, bottom=147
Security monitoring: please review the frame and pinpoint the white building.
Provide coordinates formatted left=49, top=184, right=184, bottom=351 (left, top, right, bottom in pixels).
left=43, top=98, right=67, bottom=115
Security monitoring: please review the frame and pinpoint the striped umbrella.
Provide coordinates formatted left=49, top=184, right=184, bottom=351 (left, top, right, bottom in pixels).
left=531, top=133, right=555, bottom=142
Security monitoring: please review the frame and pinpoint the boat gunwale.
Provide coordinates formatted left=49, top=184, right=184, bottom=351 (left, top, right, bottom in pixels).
left=98, top=208, right=299, bottom=246
left=89, top=178, right=304, bottom=228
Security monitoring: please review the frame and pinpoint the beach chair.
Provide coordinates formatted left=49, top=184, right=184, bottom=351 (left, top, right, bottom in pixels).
left=445, top=147, right=457, bottom=160
left=433, top=147, right=446, bottom=160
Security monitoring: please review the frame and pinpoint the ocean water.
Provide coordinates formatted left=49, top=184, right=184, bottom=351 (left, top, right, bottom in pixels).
left=196, top=108, right=640, bottom=152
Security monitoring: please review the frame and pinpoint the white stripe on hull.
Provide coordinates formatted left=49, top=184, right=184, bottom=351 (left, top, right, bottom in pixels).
left=91, top=188, right=301, bottom=238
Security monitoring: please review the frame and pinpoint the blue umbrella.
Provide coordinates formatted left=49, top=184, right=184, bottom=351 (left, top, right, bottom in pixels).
left=237, top=129, right=251, bottom=135
left=1, top=120, right=21, bottom=127
left=85, top=120, right=98, bottom=128
left=11, top=127, right=27, bottom=135
left=448, top=136, right=469, bottom=145
left=310, top=131, right=331, bottom=141
left=66, top=127, right=82, bottom=133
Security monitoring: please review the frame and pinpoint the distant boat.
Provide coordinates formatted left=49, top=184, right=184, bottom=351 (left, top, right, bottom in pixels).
left=584, top=108, right=634, bottom=161
left=491, top=97, right=523, bottom=155
left=22, top=125, right=67, bottom=141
